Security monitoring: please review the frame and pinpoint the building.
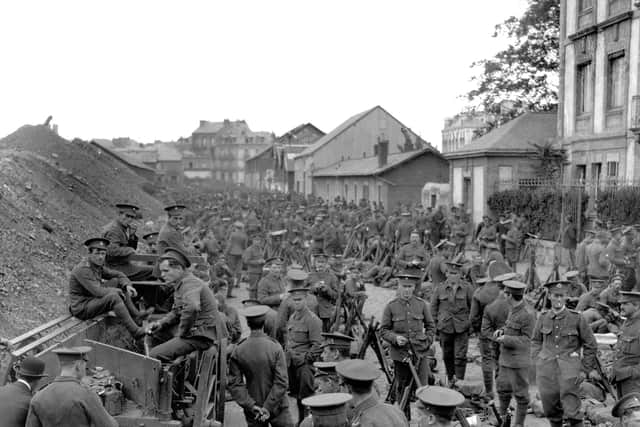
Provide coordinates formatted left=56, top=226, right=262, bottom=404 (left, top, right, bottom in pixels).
left=559, top=0, right=640, bottom=182
left=441, top=112, right=491, bottom=153
left=293, top=105, right=432, bottom=196
left=313, top=144, right=449, bottom=210
left=191, top=119, right=274, bottom=184
left=244, top=123, right=325, bottom=191
left=90, top=139, right=158, bottom=182
left=182, top=150, right=213, bottom=179
left=444, top=111, right=558, bottom=224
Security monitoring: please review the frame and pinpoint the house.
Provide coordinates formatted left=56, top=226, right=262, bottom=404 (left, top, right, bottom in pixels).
left=559, top=0, right=639, bottom=182
left=441, top=112, right=492, bottom=153
left=90, top=139, right=158, bottom=182
left=190, top=119, right=274, bottom=184
left=444, top=111, right=557, bottom=224
left=155, top=145, right=184, bottom=185
left=313, top=143, right=449, bottom=211
left=244, top=123, right=325, bottom=192
left=182, top=150, right=213, bottom=179
left=293, top=106, right=432, bottom=196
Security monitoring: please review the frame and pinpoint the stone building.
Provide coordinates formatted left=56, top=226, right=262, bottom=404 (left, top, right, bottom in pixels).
left=441, top=112, right=491, bottom=153
left=559, top=0, right=640, bottom=182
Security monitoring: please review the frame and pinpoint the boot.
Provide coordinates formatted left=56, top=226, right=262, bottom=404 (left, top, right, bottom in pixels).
left=296, top=399, right=306, bottom=425
left=114, top=301, right=147, bottom=339
left=514, top=403, right=527, bottom=426
left=135, top=307, right=155, bottom=323
left=498, top=397, right=511, bottom=418
left=482, top=369, right=494, bottom=399
left=455, top=363, right=466, bottom=381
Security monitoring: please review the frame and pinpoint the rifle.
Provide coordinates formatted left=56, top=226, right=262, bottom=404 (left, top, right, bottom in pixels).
left=594, top=355, right=618, bottom=401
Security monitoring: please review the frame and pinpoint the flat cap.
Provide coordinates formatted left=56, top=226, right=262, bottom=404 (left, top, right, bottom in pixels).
left=487, top=261, right=513, bottom=279
left=416, top=386, right=465, bottom=419
left=287, top=269, right=309, bottom=282
left=164, top=204, right=186, bottom=216
left=321, top=332, right=355, bottom=349
left=396, top=273, right=421, bottom=284
left=545, top=280, right=571, bottom=293
left=301, top=393, right=352, bottom=416
left=504, top=280, right=527, bottom=295
left=84, top=237, right=109, bottom=250
left=313, top=361, right=337, bottom=377
left=160, top=247, right=191, bottom=268
left=445, top=261, right=463, bottom=268
left=612, top=392, right=640, bottom=417
left=336, top=359, right=381, bottom=382
left=619, top=291, right=640, bottom=304
left=241, top=305, right=270, bottom=319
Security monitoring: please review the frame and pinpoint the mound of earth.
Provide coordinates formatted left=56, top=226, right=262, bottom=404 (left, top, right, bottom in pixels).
left=0, top=124, right=163, bottom=338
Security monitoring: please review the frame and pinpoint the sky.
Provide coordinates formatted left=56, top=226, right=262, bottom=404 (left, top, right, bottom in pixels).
left=0, top=0, right=529, bottom=150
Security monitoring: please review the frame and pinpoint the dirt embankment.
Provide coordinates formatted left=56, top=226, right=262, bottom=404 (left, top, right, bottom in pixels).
left=0, top=125, right=163, bottom=338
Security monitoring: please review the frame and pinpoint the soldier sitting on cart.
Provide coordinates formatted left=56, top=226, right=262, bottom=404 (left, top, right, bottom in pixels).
left=147, top=247, right=222, bottom=362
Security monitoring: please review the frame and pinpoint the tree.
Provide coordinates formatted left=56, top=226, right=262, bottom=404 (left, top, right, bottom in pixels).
left=528, top=139, right=567, bottom=181
left=464, top=0, right=560, bottom=135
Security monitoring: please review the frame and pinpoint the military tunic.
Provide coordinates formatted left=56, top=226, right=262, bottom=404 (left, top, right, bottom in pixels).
left=243, top=243, right=265, bottom=299
left=612, top=309, right=640, bottom=396
left=348, top=394, right=408, bottom=427
left=0, top=381, right=34, bottom=427
left=229, top=331, right=293, bottom=427
left=470, top=281, right=501, bottom=395
left=257, top=273, right=287, bottom=309
left=26, top=376, right=117, bottom=427
left=102, top=219, right=153, bottom=280
left=396, top=242, right=428, bottom=271
left=308, top=270, right=339, bottom=330
left=531, top=307, right=597, bottom=424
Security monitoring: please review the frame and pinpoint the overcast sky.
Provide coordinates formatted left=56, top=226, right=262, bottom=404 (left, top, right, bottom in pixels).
left=1, top=0, right=528, bottom=150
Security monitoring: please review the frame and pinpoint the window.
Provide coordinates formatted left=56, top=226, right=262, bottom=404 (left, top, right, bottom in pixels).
left=377, top=184, right=382, bottom=202
left=296, top=181, right=300, bottom=193
left=498, top=166, right=513, bottom=191
left=344, top=184, right=348, bottom=199
left=579, top=0, right=593, bottom=11
left=576, top=62, right=593, bottom=114
left=188, top=162, right=193, bottom=169
left=607, top=53, right=625, bottom=109
left=362, top=185, right=369, bottom=201
left=607, top=161, right=619, bottom=177
left=326, top=183, right=330, bottom=194
left=354, top=184, right=358, bottom=202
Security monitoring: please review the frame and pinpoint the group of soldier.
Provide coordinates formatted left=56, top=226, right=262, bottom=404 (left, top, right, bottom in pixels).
left=2, top=190, right=640, bottom=427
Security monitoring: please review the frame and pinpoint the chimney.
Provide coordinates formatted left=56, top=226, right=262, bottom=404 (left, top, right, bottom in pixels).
left=199, top=120, right=208, bottom=128
left=377, top=138, right=389, bottom=168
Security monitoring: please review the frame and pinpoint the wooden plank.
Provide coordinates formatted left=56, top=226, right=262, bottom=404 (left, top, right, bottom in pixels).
left=13, top=319, right=84, bottom=357
left=8, top=315, right=73, bottom=346
left=84, top=339, right=161, bottom=413
left=130, top=253, right=206, bottom=264
left=131, top=281, right=166, bottom=287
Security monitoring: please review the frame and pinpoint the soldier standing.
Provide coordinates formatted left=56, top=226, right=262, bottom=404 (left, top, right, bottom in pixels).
left=335, top=359, right=408, bottom=427
left=299, top=393, right=352, bottom=427
left=309, top=253, right=340, bottom=332
left=257, top=258, right=287, bottom=309
left=431, top=261, right=473, bottom=381
left=226, top=221, right=248, bottom=297
left=243, top=234, right=266, bottom=300
left=242, top=298, right=279, bottom=341
left=415, top=386, right=465, bottom=427
left=396, top=212, right=414, bottom=246
left=228, top=305, right=294, bottom=427
left=427, top=240, right=454, bottom=286
left=481, top=277, right=511, bottom=400
left=380, top=277, right=435, bottom=420
left=611, top=291, right=640, bottom=396
left=531, top=281, right=599, bottom=427
left=494, top=280, right=535, bottom=426
left=285, top=287, right=322, bottom=424
left=26, top=346, right=117, bottom=427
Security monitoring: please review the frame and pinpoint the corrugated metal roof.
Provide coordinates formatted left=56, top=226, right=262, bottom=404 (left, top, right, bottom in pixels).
left=313, top=147, right=440, bottom=177
left=444, top=111, right=557, bottom=159
left=295, top=106, right=378, bottom=158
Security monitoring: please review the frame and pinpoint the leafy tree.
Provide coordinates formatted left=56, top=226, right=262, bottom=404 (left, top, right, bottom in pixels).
left=528, top=139, right=567, bottom=180
left=464, top=0, right=560, bottom=135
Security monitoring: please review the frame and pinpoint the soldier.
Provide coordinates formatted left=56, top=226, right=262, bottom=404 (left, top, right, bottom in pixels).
left=415, top=385, right=465, bottom=427
left=102, top=203, right=155, bottom=280
left=450, top=214, right=468, bottom=257
left=396, top=212, right=414, bottom=246
left=69, top=237, right=148, bottom=339
left=310, top=215, right=326, bottom=256
left=309, top=253, right=339, bottom=332
left=26, top=346, right=117, bottom=427
left=156, top=204, right=191, bottom=256
left=257, top=258, right=287, bottom=309
left=576, top=228, right=595, bottom=285
left=564, top=270, right=588, bottom=309
left=226, top=221, right=248, bottom=296
left=586, top=231, right=610, bottom=283
left=147, top=248, right=221, bottom=362
left=228, top=305, right=294, bottom=427
left=242, top=298, right=279, bottom=340
left=611, top=291, right=640, bottom=396
left=243, top=234, right=266, bottom=300
left=142, top=231, right=159, bottom=254
left=531, top=281, right=599, bottom=427
left=213, top=281, right=242, bottom=344
left=0, top=356, right=46, bottom=427
left=576, top=278, right=608, bottom=311
left=285, top=287, right=322, bottom=424
left=335, top=359, right=408, bottom=427
left=277, top=269, right=320, bottom=345
left=470, top=272, right=514, bottom=398
left=502, top=222, right=521, bottom=268
left=611, top=392, right=640, bottom=427
left=380, top=277, right=436, bottom=420
left=396, top=230, right=428, bottom=275
left=431, top=261, right=474, bottom=381
left=494, top=280, right=535, bottom=426
left=481, top=276, right=511, bottom=400
left=300, top=393, right=352, bottom=427
left=427, top=240, right=454, bottom=286
left=606, top=226, right=628, bottom=274
left=313, top=362, right=345, bottom=394
left=320, top=332, right=355, bottom=362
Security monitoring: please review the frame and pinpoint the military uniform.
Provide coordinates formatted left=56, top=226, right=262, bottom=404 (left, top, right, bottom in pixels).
left=427, top=253, right=448, bottom=286
left=285, top=302, right=322, bottom=422
left=257, top=272, right=287, bottom=309
left=348, top=394, right=408, bottom=427
left=229, top=329, right=293, bottom=427
left=277, top=294, right=319, bottom=345
left=396, top=241, right=428, bottom=274
left=149, top=272, right=221, bottom=362
left=226, top=226, right=248, bottom=286
left=308, top=269, right=339, bottom=332
left=380, top=294, right=435, bottom=419
left=102, top=219, right=154, bottom=280
left=26, top=377, right=117, bottom=427
left=480, top=292, right=510, bottom=396
left=532, top=300, right=597, bottom=426
left=495, top=281, right=535, bottom=426
left=612, top=294, right=640, bottom=396
left=243, top=242, right=265, bottom=299
left=396, top=216, right=414, bottom=246
left=431, top=273, right=474, bottom=380
left=415, top=385, right=465, bottom=427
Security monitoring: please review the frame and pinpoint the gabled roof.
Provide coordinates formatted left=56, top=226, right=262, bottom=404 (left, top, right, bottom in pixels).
left=90, top=140, right=156, bottom=172
left=313, top=146, right=444, bottom=178
left=245, top=144, right=274, bottom=162
left=295, top=106, right=378, bottom=158
left=277, top=123, right=325, bottom=141
left=444, top=111, right=557, bottom=159
left=192, top=120, right=225, bottom=135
